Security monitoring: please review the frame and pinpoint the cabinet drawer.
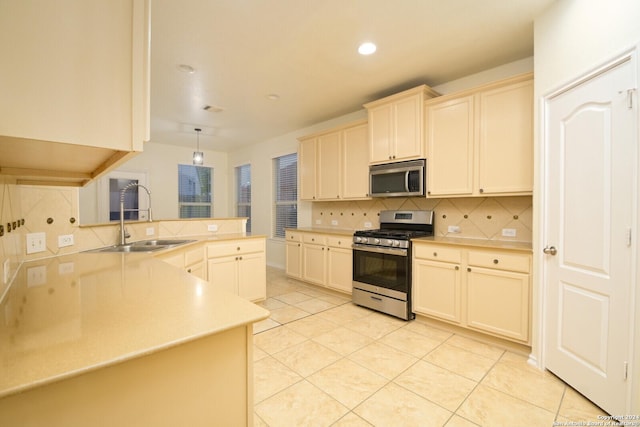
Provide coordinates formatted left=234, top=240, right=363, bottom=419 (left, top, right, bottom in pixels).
left=185, top=246, right=204, bottom=266
left=413, top=244, right=461, bottom=263
left=467, top=250, right=530, bottom=273
left=285, top=231, right=302, bottom=242
left=207, top=239, right=264, bottom=258
left=327, top=236, right=351, bottom=248
left=302, top=234, right=326, bottom=245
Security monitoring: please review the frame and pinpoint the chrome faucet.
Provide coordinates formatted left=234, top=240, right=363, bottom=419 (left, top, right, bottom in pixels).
left=120, top=183, right=152, bottom=245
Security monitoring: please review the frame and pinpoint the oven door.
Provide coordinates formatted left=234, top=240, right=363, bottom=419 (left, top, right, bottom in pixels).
left=352, top=244, right=409, bottom=300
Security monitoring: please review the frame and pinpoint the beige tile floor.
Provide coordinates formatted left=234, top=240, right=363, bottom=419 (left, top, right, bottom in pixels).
left=253, top=267, right=608, bottom=427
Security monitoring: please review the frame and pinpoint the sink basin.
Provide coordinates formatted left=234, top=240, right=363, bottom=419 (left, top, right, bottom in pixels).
left=131, top=239, right=195, bottom=247
left=84, top=239, right=196, bottom=253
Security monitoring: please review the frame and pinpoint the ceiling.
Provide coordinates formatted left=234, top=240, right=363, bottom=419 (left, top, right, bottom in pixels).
left=150, top=0, right=555, bottom=152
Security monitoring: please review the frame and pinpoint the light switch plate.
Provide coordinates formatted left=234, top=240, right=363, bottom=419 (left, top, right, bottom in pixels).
left=146, top=227, right=155, bottom=236
left=448, top=225, right=461, bottom=233
left=207, top=224, right=218, bottom=232
left=26, top=232, right=46, bottom=254
left=58, top=234, right=74, bottom=248
left=27, top=265, right=46, bottom=287
left=331, top=220, right=338, bottom=226
left=364, top=222, right=372, bottom=228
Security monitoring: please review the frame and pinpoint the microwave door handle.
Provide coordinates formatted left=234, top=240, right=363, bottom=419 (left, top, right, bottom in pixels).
left=405, top=171, right=410, bottom=192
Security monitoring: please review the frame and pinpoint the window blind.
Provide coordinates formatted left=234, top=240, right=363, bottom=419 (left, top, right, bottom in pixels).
left=235, top=164, right=251, bottom=232
left=273, top=153, right=297, bottom=238
left=178, top=164, right=213, bottom=218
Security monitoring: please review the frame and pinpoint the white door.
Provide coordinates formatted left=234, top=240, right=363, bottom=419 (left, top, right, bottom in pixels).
left=544, top=55, right=637, bottom=414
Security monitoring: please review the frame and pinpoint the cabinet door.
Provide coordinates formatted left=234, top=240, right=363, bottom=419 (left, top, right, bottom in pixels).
left=393, top=93, right=424, bottom=161
left=238, top=252, right=266, bottom=301
left=0, top=0, right=148, bottom=152
left=413, top=260, right=462, bottom=323
left=326, top=246, right=352, bottom=294
left=302, top=244, right=326, bottom=285
left=316, top=131, right=341, bottom=200
left=477, top=79, right=533, bottom=195
left=426, top=95, right=475, bottom=196
left=466, top=267, right=530, bottom=342
left=208, top=257, right=238, bottom=295
left=285, top=241, right=303, bottom=279
left=368, top=104, right=393, bottom=163
left=299, top=137, right=317, bottom=200
left=341, top=123, right=370, bottom=199
left=187, top=262, right=206, bottom=280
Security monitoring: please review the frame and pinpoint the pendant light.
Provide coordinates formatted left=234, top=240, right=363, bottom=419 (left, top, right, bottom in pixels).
left=193, top=128, right=203, bottom=165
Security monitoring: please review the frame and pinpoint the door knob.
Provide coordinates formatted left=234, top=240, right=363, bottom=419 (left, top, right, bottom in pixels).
left=543, top=246, right=557, bottom=255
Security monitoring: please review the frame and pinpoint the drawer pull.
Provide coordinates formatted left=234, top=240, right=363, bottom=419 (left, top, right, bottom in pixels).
left=237, top=247, right=241, bottom=251
left=455, top=266, right=459, bottom=270
left=493, top=259, right=499, bottom=264
left=433, top=252, right=438, bottom=257
left=467, top=267, right=471, bottom=272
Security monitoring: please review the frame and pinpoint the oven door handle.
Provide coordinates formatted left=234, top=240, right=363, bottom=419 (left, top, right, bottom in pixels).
left=352, top=244, right=408, bottom=257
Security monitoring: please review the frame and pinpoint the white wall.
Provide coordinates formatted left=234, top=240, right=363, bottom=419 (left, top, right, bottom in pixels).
left=79, top=143, right=229, bottom=223
left=533, top=0, right=640, bottom=412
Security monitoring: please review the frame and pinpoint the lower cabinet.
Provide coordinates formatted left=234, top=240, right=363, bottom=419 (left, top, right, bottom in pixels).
left=207, top=238, right=266, bottom=302
left=286, top=230, right=353, bottom=294
left=157, top=244, right=207, bottom=280
left=412, top=242, right=531, bottom=344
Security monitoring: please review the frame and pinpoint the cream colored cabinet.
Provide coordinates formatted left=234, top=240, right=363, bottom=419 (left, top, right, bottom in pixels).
left=341, top=123, right=370, bottom=199
left=426, top=73, right=533, bottom=197
left=0, top=0, right=150, bottom=186
left=285, top=231, right=303, bottom=279
left=365, top=85, right=439, bottom=164
left=466, top=250, right=531, bottom=342
left=299, top=136, right=318, bottom=200
left=412, top=241, right=531, bottom=344
left=298, top=120, right=369, bottom=201
left=157, top=244, right=206, bottom=280
left=413, top=244, right=463, bottom=324
left=325, top=237, right=353, bottom=293
left=302, top=234, right=327, bottom=285
left=207, top=238, right=266, bottom=302
left=288, top=231, right=353, bottom=294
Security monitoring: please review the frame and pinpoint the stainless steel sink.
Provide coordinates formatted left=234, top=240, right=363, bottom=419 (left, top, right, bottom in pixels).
left=84, top=239, right=196, bottom=253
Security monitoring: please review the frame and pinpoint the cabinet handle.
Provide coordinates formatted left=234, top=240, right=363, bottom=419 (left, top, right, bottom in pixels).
left=311, top=238, right=315, bottom=242
left=467, top=267, right=471, bottom=272
left=235, top=257, right=239, bottom=261
left=298, top=243, right=301, bottom=247
left=237, top=247, right=241, bottom=251
left=327, top=247, right=330, bottom=251
left=239, top=256, right=243, bottom=260
left=433, top=252, right=437, bottom=257
left=479, top=188, right=484, bottom=193
left=337, top=195, right=340, bottom=198
left=493, top=259, right=499, bottom=264
left=455, top=266, right=459, bottom=270
left=187, top=268, right=192, bottom=273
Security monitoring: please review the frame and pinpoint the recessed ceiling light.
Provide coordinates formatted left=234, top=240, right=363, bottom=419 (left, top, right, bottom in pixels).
left=358, top=42, right=377, bottom=55
left=266, top=94, right=280, bottom=100
left=177, top=64, right=195, bottom=73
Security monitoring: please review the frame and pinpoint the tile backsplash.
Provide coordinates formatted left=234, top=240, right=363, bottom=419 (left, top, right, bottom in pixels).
left=311, top=196, right=532, bottom=243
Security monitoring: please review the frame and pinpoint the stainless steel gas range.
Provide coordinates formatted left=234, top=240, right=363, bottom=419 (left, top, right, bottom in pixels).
left=352, top=210, right=434, bottom=320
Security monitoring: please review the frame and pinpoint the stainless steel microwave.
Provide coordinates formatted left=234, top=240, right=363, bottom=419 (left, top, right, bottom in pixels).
left=369, top=159, right=426, bottom=197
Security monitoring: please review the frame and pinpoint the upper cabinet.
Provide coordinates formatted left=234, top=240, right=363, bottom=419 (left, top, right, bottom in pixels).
left=425, top=73, right=533, bottom=197
left=0, top=0, right=150, bottom=186
left=364, top=85, right=440, bottom=165
left=298, top=120, right=370, bottom=201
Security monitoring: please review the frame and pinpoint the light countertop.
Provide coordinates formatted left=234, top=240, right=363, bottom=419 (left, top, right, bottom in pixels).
left=412, top=236, right=533, bottom=252
left=0, top=246, right=269, bottom=398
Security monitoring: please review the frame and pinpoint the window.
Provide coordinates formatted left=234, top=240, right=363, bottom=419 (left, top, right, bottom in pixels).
left=178, top=165, right=212, bottom=218
left=235, top=164, right=251, bottom=232
left=273, top=153, right=297, bottom=238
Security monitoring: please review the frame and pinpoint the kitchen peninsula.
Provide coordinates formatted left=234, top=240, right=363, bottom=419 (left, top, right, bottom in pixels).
left=0, top=250, right=269, bottom=426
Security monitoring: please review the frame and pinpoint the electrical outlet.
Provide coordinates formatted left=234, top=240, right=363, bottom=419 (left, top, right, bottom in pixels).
left=331, top=220, right=338, bottom=226
left=207, top=224, right=218, bottom=232
left=146, top=227, right=155, bottom=236
left=27, top=265, right=46, bottom=287
left=502, top=228, right=517, bottom=237
left=58, top=234, right=74, bottom=248
left=26, top=232, right=46, bottom=254
left=448, top=225, right=461, bottom=233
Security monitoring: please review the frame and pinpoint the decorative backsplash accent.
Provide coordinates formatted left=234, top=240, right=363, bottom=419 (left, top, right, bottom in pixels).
left=311, top=196, right=532, bottom=243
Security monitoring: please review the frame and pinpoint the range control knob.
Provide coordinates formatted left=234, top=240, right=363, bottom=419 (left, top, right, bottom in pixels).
left=391, top=240, right=400, bottom=247
left=373, top=238, right=380, bottom=244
